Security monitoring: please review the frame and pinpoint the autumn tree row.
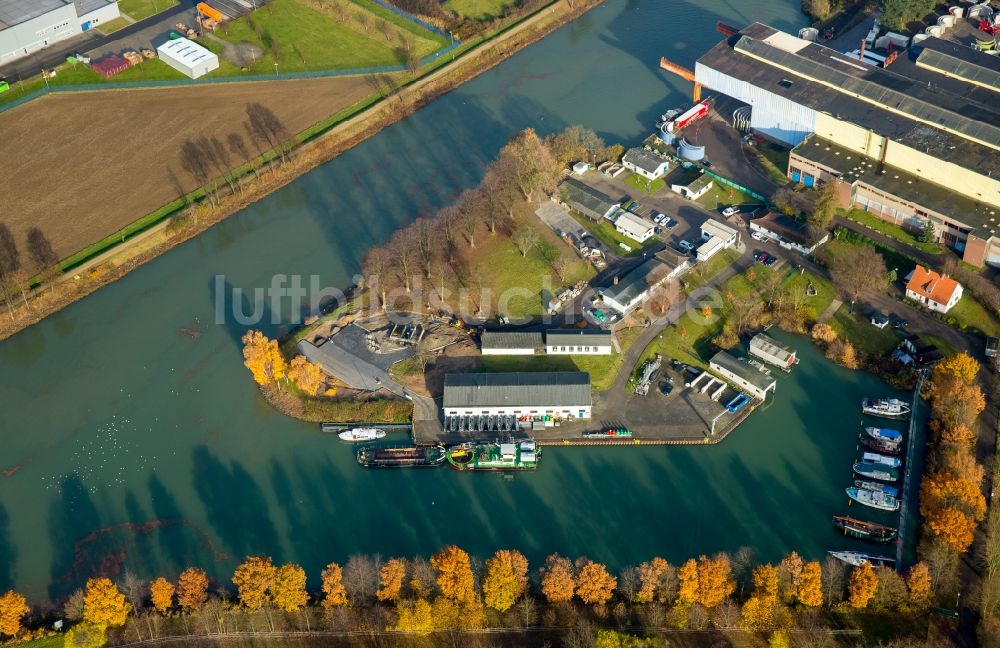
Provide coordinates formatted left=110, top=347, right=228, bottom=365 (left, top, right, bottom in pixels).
left=0, top=545, right=940, bottom=645
left=241, top=330, right=328, bottom=397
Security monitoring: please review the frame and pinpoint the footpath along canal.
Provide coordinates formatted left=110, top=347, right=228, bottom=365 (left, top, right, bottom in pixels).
left=0, top=1, right=924, bottom=601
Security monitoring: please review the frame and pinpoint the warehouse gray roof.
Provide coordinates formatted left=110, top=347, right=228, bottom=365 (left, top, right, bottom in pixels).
left=791, top=135, right=997, bottom=232
left=480, top=331, right=543, bottom=351
left=696, top=24, right=1000, bottom=176
left=623, top=147, right=669, bottom=174
left=444, top=372, right=592, bottom=408
left=546, top=329, right=613, bottom=347
left=601, top=257, right=668, bottom=308
left=560, top=177, right=618, bottom=219
left=0, top=0, right=69, bottom=29
left=710, top=351, right=776, bottom=392
left=749, top=333, right=795, bottom=364
left=75, top=0, right=117, bottom=15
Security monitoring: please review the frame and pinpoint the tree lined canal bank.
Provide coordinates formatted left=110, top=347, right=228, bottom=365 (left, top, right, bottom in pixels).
left=0, top=0, right=887, bottom=603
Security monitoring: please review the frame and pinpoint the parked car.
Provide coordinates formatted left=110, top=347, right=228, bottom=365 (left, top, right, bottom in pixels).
left=754, top=252, right=770, bottom=264
left=721, top=206, right=738, bottom=217
left=588, top=307, right=608, bottom=323
left=763, top=255, right=776, bottom=267
left=678, top=240, right=694, bottom=252
left=870, top=312, right=890, bottom=329
left=659, top=381, right=673, bottom=396
left=750, top=231, right=766, bottom=241
left=665, top=218, right=678, bottom=230
left=623, top=200, right=638, bottom=212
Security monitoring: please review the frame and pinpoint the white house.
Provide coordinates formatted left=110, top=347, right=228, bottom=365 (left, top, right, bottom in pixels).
left=671, top=173, right=714, bottom=200
left=157, top=37, right=220, bottom=79
left=710, top=351, right=776, bottom=400
left=613, top=210, right=655, bottom=243
left=622, top=147, right=670, bottom=180
left=905, top=265, right=963, bottom=314
left=749, top=211, right=828, bottom=254
left=600, top=251, right=685, bottom=313
left=697, top=219, right=739, bottom=261
left=546, top=330, right=613, bottom=355
left=443, top=372, right=592, bottom=421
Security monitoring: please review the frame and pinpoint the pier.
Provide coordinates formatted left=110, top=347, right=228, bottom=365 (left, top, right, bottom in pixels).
left=896, top=371, right=926, bottom=568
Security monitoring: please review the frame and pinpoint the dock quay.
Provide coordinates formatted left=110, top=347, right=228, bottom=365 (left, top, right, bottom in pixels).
left=895, top=371, right=926, bottom=568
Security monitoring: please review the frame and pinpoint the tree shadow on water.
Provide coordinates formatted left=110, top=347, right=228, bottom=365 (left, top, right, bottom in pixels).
left=191, top=446, right=283, bottom=562
left=149, top=473, right=207, bottom=573
left=0, top=505, right=14, bottom=590
left=47, top=475, right=102, bottom=600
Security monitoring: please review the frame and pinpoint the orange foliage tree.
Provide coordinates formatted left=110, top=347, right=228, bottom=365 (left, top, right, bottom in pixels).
left=0, top=590, right=29, bottom=638
left=482, top=550, right=529, bottom=612
left=430, top=546, right=476, bottom=604
left=149, top=578, right=174, bottom=614
left=377, top=559, right=407, bottom=603
left=320, top=563, right=349, bottom=607
left=272, top=564, right=309, bottom=612
left=697, top=555, right=735, bottom=608
left=241, top=330, right=287, bottom=386
left=797, top=562, right=823, bottom=607
left=575, top=559, right=617, bottom=606
left=906, top=562, right=932, bottom=606
left=933, top=353, right=980, bottom=385
left=778, top=552, right=803, bottom=603
left=677, top=558, right=699, bottom=605
left=741, top=565, right=780, bottom=629
left=635, top=557, right=669, bottom=603
left=926, top=506, right=978, bottom=553
left=848, top=563, right=878, bottom=608
left=176, top=567, right=209, bottom=611
left=540, top=554, right=576, bottom=604
left=920, top=469, right=986, bottom=522
left=232, top=555, right=277, bottom=611
left=82, top=577, right=132, bottom=628
left=287, top=355, right=325, bottom=396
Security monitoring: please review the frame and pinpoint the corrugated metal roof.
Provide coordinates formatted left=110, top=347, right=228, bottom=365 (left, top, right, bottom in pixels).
left=545, top=329, right=613, bottom=347
left=623, top=147, right=669, bottom=174
left=916, top=47, right=1000, bottom=95
left=749, top=333, right=795, bottom=363
left=157, top=37, right=218, bottom=68
left=0, top=0, right=70, bottom=29
left=444, top=372, right=592, bottom=408
left=710, top=351, right=776, bottom=391
left=480, top=331, right=543, bottom=351
left=559, top=177, right=618, bottom=218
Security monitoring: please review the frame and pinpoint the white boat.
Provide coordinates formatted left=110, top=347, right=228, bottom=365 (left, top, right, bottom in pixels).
left=338, top=427, right=386, bottom=442
left=862, top=398, right=911, bottom=419
left=828, top=550, right=896, bottom=567
left=847, top=486, right=900, bottom=511
left=862, top=451, right=902, bottom=468
left=854, top=480, right=899, bottom=497
left=863, top=426, right=902, bottom=446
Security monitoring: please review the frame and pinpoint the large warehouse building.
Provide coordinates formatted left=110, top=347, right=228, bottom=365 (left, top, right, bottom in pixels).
left=0, top=0, right=119, bottom=64
left=443, top=372, right=592, bottom=422
left=695, top=23, right=1000, bottom=267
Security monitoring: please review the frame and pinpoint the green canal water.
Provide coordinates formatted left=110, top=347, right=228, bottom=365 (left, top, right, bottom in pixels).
left=0, top=1, right=919, bottom=601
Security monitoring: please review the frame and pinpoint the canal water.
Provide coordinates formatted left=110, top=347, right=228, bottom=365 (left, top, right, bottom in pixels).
left=0, top=1, right=916, bottom=601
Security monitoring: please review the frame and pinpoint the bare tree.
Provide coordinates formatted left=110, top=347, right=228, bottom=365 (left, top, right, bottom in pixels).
left=362, top=246, right=393, bottom=308
left=343, top=554, right=380, bottom=605
left=0, top=223, right=26, bottom=317
left=413, top=218, right=437, bottom=279
left=227, top=132, right=256, bottom=184
left=389, top=228, right=417, bottom=292
left=456, top=189, right=480, bottom=248
left=25, top=226, right=59, bottom=291
left=821, top=555, right=846, bottom=605
left=511, top=226, right=540, bottom=257
left=824, top=242, right=888, bottom=304
left=245, top=102, right=290, bottom=163
left=498, top=128, right=561, bottom=201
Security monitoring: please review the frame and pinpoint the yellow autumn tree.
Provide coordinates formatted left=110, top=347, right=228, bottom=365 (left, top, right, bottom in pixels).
left=483, top=550, right=529, bottom=612
left=848, top=563, right=878, bottom=608
left=697, top=555, right=735, bottom=609
left=272, top=563, right=309, bottom=612
left=926, top=506, right=978, bottom=553
left=232, top=555, right=277, bottom=611
left=907, top=562, right=932, bottom=606
left=0, top=590, right=29, bottom=638
left=798, top=562, right=823, bottom=607
left=176, top=567, right=209, bottom=611
left=677, top=559, right=699, bottom=605
left=933, top=353, right=980, bottom=385
left=376, top=559, right=407, bottom=602
left=779, top=552, right=803, bottom=603
left=575, top=559, right=617, bottom=606
left=288, top=355, right=325, bottom=396
left=940, top=423, right=976, bottom=448
left=319, top=562, right=348, bottom=607
left=241, top=330, right=287, bottom=386
left=82, top=577, right=131, bottom=628
left=741, top=565, right=780, bottom=629
left=920, top=470, right=986, bottom=522
left=63, top=622, right=106, bottom=648
left=430, top=545, right=476, bottom=604
left=391, top=598, right=434, bottom=633
left=149, top=578, right=174, bottom=614
left=540, top=554, right=576, bottom=604
left=635, top=557, right=669, bottom=603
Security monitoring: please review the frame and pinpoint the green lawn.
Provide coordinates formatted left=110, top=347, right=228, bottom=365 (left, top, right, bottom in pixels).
left=481, top=235, right=594, bottom=318
left=481, top=352, right=621, bottom=392
left=624, top=172, right=666, bottom=195
left=840, top=208, right=946, bottom=256
left=829, top=305, right=900, bottom=356
left=695, top=182, right=763, bottom=212
left=946, top=295, right=1000, bottom=338
left=782, top=268, right=837, bottom=321
left=745, top=140, right=790, bottom=186
left=96, top=16, right=132, bottom=34
left=118, top=0, right=179, bottom=21
left=10, top=636, right=63, bottom=648
left=569, top=212, right=657, bottom=256
left=684, top=248, right=741, bottom=291
left=444, top=0, right=517, bottom=20
left=216, top=0, right=444, bottom=73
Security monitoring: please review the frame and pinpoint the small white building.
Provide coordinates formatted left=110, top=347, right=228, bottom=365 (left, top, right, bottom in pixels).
left=0, top=0, right=120, bottom=64
left=622, top=147, right=670, bottom=180
left=671, top=173, right=714, bottom=200
left=546, top=330, right=613, bottom=355
left=710, top=351, right=776, bottom=400
left=480, top=331, right=542, bottom=356
left=749, top=333, right=796, bottom=371
left=443, top=372, right=592, bottom=421
left=572, top=161, right=592, bottom=175
left=749, top=211, right=829, bottom=254
left=905, top=265, right=963, bottom=314
left=156, top=37, right=220, bottom=79
left=696, top=218, right=739, bottom=261
left=613, top=210, right=656, bottom=243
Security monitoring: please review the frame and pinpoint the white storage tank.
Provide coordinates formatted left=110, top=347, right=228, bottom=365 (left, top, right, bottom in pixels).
left=925, top=25, right=945, bottom=37
left=912, top=33, right=930, bottom=45
left=677, top=139, right=706, bottom=161
left=937, top=15, right=956, bottom=27
left=949, top=6, right=964, bottom=18
left=798, top=27, right=819, bottom=41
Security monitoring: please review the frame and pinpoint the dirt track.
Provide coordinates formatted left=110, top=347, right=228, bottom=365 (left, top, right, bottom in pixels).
left=0, top=76, right=373, bottom=258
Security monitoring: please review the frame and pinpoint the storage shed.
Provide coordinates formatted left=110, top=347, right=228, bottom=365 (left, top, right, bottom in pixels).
left=749, top=333, right=796, bottom=371
left=156, top=37, right=219, bottom=78
left=710, top=351, right=776, bottom=400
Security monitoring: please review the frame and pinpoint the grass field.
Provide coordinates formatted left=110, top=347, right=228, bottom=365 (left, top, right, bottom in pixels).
left=840, top=208, right=946, bottom=256
left=481, top=353, right=621, bottom=391
left=118, top=0, right=179, bottom=20
left=0, top=76, right=374, bottom=260
left=947, top=295, right=1000, bottom=338
left=624, top=172, right=666, bottom=195
left=96, top=16, right=132, bottom=34
left=695, top=182, right=763, bottom=212
left=829, top=305, right=900, bottom=355
left=684, top=248, right=740, bottom=291
left=217, top=0, right=446, bottom=73
left=444, top=0, right=518, bottom=19
left=569, top=212, right=657, bottom=256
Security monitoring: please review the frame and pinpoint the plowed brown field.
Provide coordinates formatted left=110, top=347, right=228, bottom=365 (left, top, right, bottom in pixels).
left=0, top=76, right=373, bottom=258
